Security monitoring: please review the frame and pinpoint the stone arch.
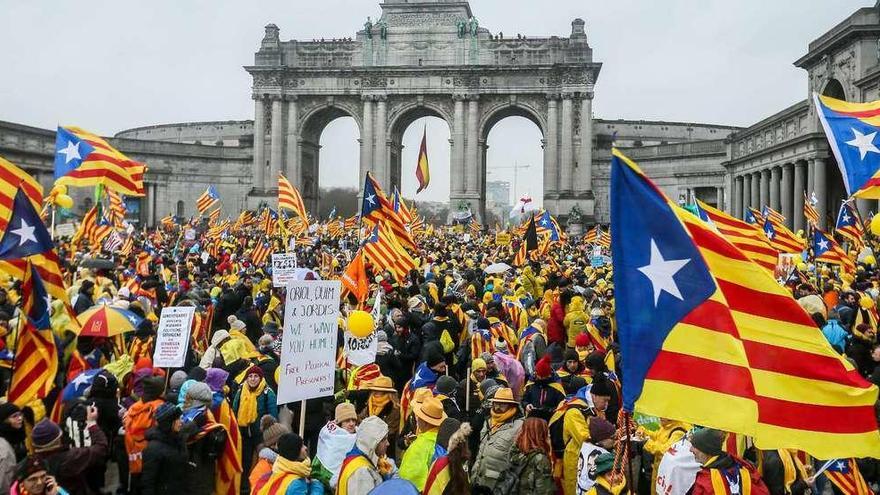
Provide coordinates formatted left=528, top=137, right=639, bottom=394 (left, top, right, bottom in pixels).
left=387, top=101, right=453, bottom=192
left=479, top=101, right=546, bottom=141
left=298, top=102, right=363, bottom=211
left=822, top=78, right=847, bottom=100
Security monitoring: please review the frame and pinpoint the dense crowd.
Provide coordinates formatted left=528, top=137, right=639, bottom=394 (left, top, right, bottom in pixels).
left=0, top=216, right=878, bottom=495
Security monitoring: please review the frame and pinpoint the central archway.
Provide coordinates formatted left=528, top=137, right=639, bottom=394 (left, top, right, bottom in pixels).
left=299, top=104, right=362, bottom=214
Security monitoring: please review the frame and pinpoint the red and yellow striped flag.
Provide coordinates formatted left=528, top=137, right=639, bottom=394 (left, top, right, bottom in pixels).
left=55, top=126, right=146, bottom=196
left=8, top=262, right=58, bottom=406
left=363, top=224, right=416, bottom=282
left=278, top=175, right=309, bottom=227
left=249, top=241, right=272, bottom=267
left=0, top=157, right=43, bottom=231
left=212, top=400, right=242, bottom=495
left=612, top=149, right=880, bottom=459
left=415, top=126, right=430, bottom=193
left=696, top=200, right=777, bottom=274
left=804, top=192, right=820, bottom=227
left=107, top=189, right=126, bottom=228
left=763, top=217, right=806, bottom=254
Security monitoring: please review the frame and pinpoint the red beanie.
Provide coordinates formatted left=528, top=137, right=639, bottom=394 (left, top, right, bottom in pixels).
left=575, top=333, right=591, bottom=348
left=535, top=355, right=552, bottom=379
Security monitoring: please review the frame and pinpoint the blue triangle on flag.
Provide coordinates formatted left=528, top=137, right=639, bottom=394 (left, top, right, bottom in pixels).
left=0, top=189, right=54, bottom=260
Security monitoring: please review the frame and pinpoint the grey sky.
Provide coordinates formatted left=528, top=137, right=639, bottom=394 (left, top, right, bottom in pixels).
left=0, top=1, right=869, bottom=204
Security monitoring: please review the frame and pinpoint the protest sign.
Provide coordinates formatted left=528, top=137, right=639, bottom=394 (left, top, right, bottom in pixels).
left=344, top=289, right=381, bottom=366
left=272, top=252, right=298, bottom=287
left=277, top=280, right=341, bottom=404
left=576, top=442, right=609, bottom=494
left=495, top=232, right=511, bottom=246
left=153, top=306, right=195, bottom=368
left=54, top=223, right=76, bottom=237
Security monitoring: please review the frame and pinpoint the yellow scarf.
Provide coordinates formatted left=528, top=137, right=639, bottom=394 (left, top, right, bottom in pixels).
left=368, top=393, right=392, bottom=417
left=257, top=457, right=312, bottom=495
left=237, top=380, right=266, bottom=426
left=490, top=407, right=516, bottom=432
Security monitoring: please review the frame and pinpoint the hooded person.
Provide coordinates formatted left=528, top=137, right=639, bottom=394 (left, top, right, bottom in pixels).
left=470, top=387, right=524, bottom=491
left=557, top=348, right=589, bottom=395
left=123, top=376, right=165, bottom=489
left=32, top=414, right=108, bottom=495
left=204, top=368, right=229, bottom=409
left=0, top=403, right=26, bottom=492
left=522, top=355, right=566, bottom=421
left=335, top=416, right=392, bottom=495
left=10, top=455, right=65, bottom=495
left=253, top=433, right=323, bottom=495
left=177, top=367, right=207, bottom=406
left=399, top=396, right=447, bottom=491
left=140, top=404, right=187, bottom=495
left=434, top=375, right=463, bottom=421
left=311, top=403, right=358, bottom=491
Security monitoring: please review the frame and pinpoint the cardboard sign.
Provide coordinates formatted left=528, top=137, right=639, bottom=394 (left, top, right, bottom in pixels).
left=277, top=280, right=341, bottom=404
left=272, top=252, right=298, bottom=288
left=153, top=306, right=196, bottom=368
left=54, top=223, right=77, bottom=237
left=495, top=233, right=511, bottom=246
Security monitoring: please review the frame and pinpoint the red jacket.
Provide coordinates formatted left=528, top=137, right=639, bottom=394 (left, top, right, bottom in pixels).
left=689, top=455, right=769, bottom=495
left=547, top=302, right=566, bottom=346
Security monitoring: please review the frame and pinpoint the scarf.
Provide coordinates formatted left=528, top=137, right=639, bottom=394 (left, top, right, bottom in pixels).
left=368, top=393, right=392, bottom=417
left=490, top=407, right=517, bottom=432
left=257, top=457, right=312, bottom=495
left=706, top=456, right=752, bottom=495
left=237, top=380, right=266, bottom=426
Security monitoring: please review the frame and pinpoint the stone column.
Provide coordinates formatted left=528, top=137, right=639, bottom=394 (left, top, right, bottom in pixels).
left=269, top=97, right=284, bottom=190
left=716, top=186, right=725, bottom=212
left=466, top=96, right=480, bottom=195
left=807, top=159, right=815, bottom=197
left=360, top=95, right=374, bottom=182
left=781, top=163, right=793, bottom=226
left=284, top=96, right=299, bottom=182
left=760, top=169, right=770, bottom=209
left=750, top=171, right=760, bottom=210
left=793, top=161, right=806, bottom=232
left=742, top=174, right=751, bottom=214
left=578, top=92, right=593, bottom=193
left=560, top=93, right=574, bottom=194
left=144, top=182, right=154, bottom=226
left=452, top=95, right=466, bottom=195
left=374, top=96, right=388, bottom=186
left=544, top=95, right=559, bottom=195
left=253, top=95, right=266, bottom=192
left=734, top=176, right=743, bottom=219
left=769, top=166, right=781, bottom=212
left=813, top=157, right=827, bottom=229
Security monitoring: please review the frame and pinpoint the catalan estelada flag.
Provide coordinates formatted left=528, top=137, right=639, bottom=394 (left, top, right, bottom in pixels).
left=804, top=191, right=820, bottom=227
left=8, top=261, right=58, bottom=406
left=196, top=186, right=220, bottom=215
left=278, top=174, right=309, bottom=225
left=361, top=172, right=416, bottom=252
left=0, top=157, right=43, bottom=232
left=415, top=125, right=430, bottom=193
left=763, top=217, right=805, bottom=254
left=835, top=201, right=865, bottom=251
left=610, top=148, right=880, bottom=459
left=813, top=228, right=855, bottom=275
left=815, top=94, right=880, bottom=198
left=54, top=126, right=145, bottom=196
left=695, top=200, right=777, bottom=275
left=824, top=458, right=872, bottom=495
left=363, top=224, right=416, bottom=282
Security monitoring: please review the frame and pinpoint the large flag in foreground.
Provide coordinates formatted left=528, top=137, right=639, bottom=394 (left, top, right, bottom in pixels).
left=610, top=149, right=880, bottom=458
left=815, top=94, right=880, bottom=198
left=54, top=126, right=145, bottom=196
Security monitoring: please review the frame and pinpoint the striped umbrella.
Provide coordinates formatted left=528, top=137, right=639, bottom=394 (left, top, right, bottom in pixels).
left=76, top=303, right=143, bottom=338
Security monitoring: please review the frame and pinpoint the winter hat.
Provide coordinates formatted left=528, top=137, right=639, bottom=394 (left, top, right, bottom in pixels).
left=230, top=319, right=246, bottom=331
left=588, top=418, right=616, bottom=443
left=227, top=315, right=238, bottom=326
left=31, top=420, right=62, bottom=452
left=594, top=452, right=616, bottom=475
left=590, top=378, right=613, bottom=398
left=376, top=330, right=388, bottom=343
left=16, top=456, right=47, bottom=482
left=246, top=365, right=264, bottom=378
left=141, top=376, right=165, bottom=401
left=335, top=402, right=357, bottom=424
left=575, top=333, right=591, bottom=348
left=479, top=352, right=494, bottom=364
left=155, top=403, right=182, bottom=432
left=478, top=379, right=499, bottom=399
left=476, top=318, right=491, bottom=330
left=495, top=339, right=509, bottom=354
left=691, top=428, right=724, bottom=456
left=355, top=416, right=390, bottom=456
left=185, top=382, right=213, bottom=409
left=586, top=351, right=608, bottom=372
left=188, top=367, right=207, bottom=382
left=535, top=355, right=552, bottom=379
left=425, top=347, right=445, bottom=368
left=260, top=415, right=290, bottom=448
left=89, top=370, right=119, bottom=398
left=436, top=417, right=462, bottom=450
left=0, top=403, right=21, bottom=424
left=205, top=368, right=229, bottom=392
left=435, top=375, right=458, bottom=396
left=563, top=348, right=580, bottom=362
left=169, top=370, right=188, bottom=391
left=471, top=358, right=487, bottom=372
left=277, top=433, right=304, bottom=461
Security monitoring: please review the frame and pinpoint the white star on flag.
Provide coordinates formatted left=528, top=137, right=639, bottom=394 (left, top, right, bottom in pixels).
left=845, top=128, right=880, bottom=160
left=637, top=239, right=691, bottom=306
left=70, top=372, right=92, bottom=389
left=365, top=194, right=376, bottom=206
left=818, top=238, right=829, bottom=251
left=58, top=141, right=82, bottom=164
left=842, top=212, right=851, bottom=223
left=10, top=219, right=37, bottom=246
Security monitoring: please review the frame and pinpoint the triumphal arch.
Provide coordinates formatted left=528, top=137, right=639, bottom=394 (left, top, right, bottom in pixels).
left=245, top=0, right=601, bottom=221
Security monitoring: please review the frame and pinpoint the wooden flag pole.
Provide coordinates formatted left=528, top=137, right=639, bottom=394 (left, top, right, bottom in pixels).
left=298, top=400, right=307, bottom=437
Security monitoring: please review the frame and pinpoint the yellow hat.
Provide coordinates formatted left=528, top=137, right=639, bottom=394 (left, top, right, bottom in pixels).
left=414, top=396, right=447, bottom=426
left=490, top=387, right=518, bottom=405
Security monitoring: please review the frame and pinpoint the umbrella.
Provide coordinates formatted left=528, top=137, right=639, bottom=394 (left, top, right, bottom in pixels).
left=368, top=479, right=419, bottom=495
left=80, top=258, right=116, bottom=270
left=484, top=262, right=512, bottom=274
left=77, top=304, right=143, bottom=338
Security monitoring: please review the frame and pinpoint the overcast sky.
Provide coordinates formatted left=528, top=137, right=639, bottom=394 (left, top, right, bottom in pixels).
left=0, top=1, right=869, bottom=204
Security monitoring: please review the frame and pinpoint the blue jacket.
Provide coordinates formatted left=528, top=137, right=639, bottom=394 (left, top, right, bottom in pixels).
left=822, top=319, right=849, bottom=353
left=287, top=478, right=324, bottom=495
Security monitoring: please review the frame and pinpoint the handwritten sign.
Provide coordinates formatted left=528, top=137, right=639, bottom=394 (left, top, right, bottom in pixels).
left=495, top=233, right=511, bottom=246
left=277, top=280, right=341, bottom=404
left=54, top=223, right=76, bottom=238
left=272, top=252, right=298, bottom=288
left=153, top=306, right=195, bottom=368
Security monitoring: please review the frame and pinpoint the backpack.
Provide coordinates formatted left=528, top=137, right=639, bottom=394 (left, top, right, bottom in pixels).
left=123, top=399, right=162, bottom=474
left=491, top=451, right=532, bottom=495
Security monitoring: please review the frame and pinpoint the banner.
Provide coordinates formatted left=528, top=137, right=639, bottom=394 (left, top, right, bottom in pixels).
left=576, top=442, right=609, bottom=494
left=153, top=306, right=196, bottom=368
left=277, top=280, right=341, bottom=404
left=272, top=252, right=298, bottom=288
left=495, top=232, right=511, bottom=246
left=655, top=438, right=700, bottom=495
left=344, top=289, right=382, bottom=366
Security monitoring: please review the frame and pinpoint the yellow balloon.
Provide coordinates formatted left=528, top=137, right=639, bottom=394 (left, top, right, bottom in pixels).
left=865, top=255, right=876, bottom=266
left=796, top=262, right=807, bottom=271
left=51, top=184, right=67, bottom=195
left=54, top=194, right=73, bottom=209
left=347, top=310, right=374, bottom=338
left=871, top=214, right=880, bottom=236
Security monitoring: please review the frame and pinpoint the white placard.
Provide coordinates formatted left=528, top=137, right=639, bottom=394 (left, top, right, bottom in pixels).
left=153, top=306, right=196, bottom=368
left=576, top=442, right=608, bottom=494
left=343, top=331, right=377, bottom=366
left=184, top=228, right=196, bottom=241
left=54, top=223, right=76, bottom=237
left=277, top=280, right=341, bottom=404
left=272, top=252, right=298, bottom=288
